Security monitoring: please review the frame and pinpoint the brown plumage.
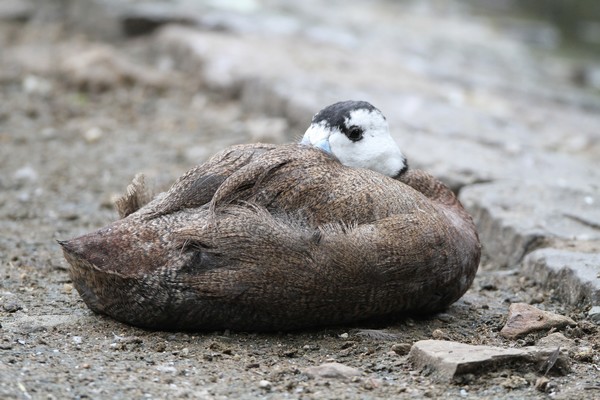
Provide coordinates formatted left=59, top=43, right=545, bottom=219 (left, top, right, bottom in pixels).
left=60, top=143, right=480, bottom=331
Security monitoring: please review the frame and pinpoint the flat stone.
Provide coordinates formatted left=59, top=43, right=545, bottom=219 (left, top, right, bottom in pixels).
left=500, top=303, right=576, bottom=339
left=409, top=340, right=568, bottom=382
left=536, top=332, right=576, bottom=351
left=523, top=249, right=600, bottom=308
left=409, top=340, right=524, bottom=382
left=304, top=362, right=362, bottom=380
left=460, top=181, right=600, bottom=267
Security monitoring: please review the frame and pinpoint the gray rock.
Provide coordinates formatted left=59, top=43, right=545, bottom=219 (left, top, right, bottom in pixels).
left=391, top=343, right=412, bottom=356
left=0, top=0, right=33, bottom=22
left=304, top=362, right=362, bottom=380
left=409, top=340, right=569, bottom=382
left=460, top=181, right=600, bottom=267
left=258, top=380, right=272, bottom=390
left=588, top=306, right=600, bottom=325
left=523, top=249, right=600, bottom=308
left=536, top=333, right=576, bottom=351
left=2, top=302, right=22, bottom=313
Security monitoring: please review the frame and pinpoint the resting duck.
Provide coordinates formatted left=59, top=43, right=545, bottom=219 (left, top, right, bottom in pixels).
left=60, top=101, right=480, bottom=331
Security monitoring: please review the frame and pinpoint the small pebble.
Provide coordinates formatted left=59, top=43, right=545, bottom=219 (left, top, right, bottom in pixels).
left=436, top=313, right=454, bottom=323
left=535, top=376, right=550, bottom=392
left=431, top=329, right=446, bottom=339
left=340, top=341, right=354, bottom=349
left=339, top=332, right=349, bottom=339
left=62, top=283, right=73, bottom=294
left=40, top=127, right=57, bottom=139
left=362, top=377, right=381, bottom=390
left=529, top=293, right=544, bottom=304
left=156, top=364, right=177, bottom=374
left=259, top=380, right=272, bottom=390
left=23, top=75, right=52, bottom=95
left=83, top=127, right=103, bottom=143
left=3, top=302, right=22, bottom=313
left=573, top=348, right=594, bottom=362
left=13, top=165, right=38, bottom=182
left=391, top=343, right=412, bottom=356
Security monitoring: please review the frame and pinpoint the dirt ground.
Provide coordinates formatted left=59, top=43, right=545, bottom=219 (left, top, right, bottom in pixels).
left=1, top=20, right=599, bottom=400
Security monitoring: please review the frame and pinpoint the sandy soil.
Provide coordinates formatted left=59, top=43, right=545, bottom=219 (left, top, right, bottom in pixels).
left=1, top=20, right=599, bottom=399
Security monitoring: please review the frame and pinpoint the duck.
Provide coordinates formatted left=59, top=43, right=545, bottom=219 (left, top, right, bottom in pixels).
left=59, top=100, right=481, bottom=332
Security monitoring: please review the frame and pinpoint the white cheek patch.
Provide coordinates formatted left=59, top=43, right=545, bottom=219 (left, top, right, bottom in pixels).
left=330, top=109, right=407, bottom=177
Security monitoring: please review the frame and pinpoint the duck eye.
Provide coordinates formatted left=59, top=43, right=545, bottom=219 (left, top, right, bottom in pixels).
left=346, top=126, right=363, bottom=142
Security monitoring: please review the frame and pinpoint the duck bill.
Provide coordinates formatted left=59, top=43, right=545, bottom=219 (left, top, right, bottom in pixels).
left=311, top=138, right=331, bottom=153
left=301, top=125, right=332, bottom=154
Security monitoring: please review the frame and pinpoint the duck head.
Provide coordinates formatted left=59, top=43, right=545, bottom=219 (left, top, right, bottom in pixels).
left=301, top=100, right=408, bottom=177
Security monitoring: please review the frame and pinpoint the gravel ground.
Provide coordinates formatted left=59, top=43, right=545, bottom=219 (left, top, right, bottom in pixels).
left=1, top=20, right=599, bottom=400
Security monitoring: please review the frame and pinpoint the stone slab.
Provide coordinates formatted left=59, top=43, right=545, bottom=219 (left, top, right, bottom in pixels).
left=460, top=181, right=600, bottom=267
left=523, top=249, right=600, bottom=308
left=409, top=339, right=568, bottom=382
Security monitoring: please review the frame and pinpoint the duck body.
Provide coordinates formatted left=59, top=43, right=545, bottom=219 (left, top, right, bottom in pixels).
left=61, top=143, right=480, bottom=331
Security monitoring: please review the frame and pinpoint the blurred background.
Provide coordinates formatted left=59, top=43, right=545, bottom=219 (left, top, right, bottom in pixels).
left=2, top=0, right=599, bottom=193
